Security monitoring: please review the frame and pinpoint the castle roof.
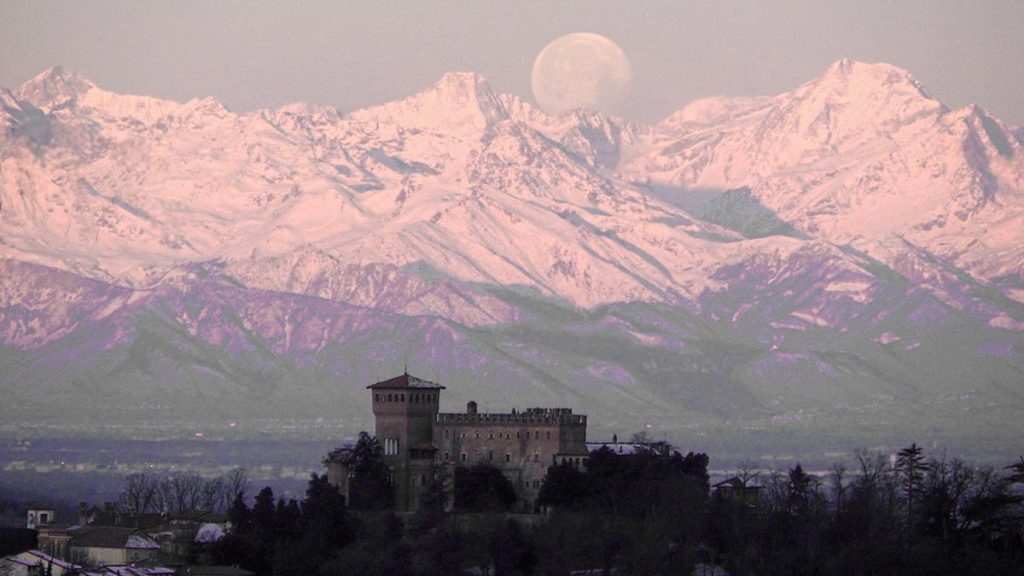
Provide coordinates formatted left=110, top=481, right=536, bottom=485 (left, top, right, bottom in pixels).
left=367, top=373, right=445, bottom=390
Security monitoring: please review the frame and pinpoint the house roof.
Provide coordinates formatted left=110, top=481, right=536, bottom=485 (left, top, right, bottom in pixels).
left=85, top=512, right=167, bottom=530
left=193, top=523, right=226, bottom=544
left=78, top=566, right=175, bottom=576
left=712, top=477, right=762, bottom=490
left=586, top=442, right=652, bottom=455
left=367, top=373, right=445, bottom=390
left=6, top=550, right=80, bottom=570
left=182, top=566, right=256, bottom=576
left=71, top=526, right=161, bottom=550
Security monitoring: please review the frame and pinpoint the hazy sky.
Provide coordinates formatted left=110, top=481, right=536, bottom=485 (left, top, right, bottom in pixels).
left=2, top=0, right=1022, bottom=124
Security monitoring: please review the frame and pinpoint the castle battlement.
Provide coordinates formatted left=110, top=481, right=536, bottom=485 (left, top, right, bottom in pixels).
left=436, top=409, right=586, bottom=426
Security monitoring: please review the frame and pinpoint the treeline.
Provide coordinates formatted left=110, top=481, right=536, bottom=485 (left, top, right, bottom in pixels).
left=706, top=446, right=1024, bottom=576
left=141, top=435, right=1024, bottom=575
left=117, top=467, right=251, bottom=514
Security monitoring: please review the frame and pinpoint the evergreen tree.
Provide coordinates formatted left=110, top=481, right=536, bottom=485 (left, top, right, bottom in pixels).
left=673, top=451, right=711, bottom=493
left=251, top=487, right=276, bottom=540
left=227, top=493, right=251, bottom=535
left=896, top=443, right=926, bottom=534
left=537, top=461, right=588, bottom=510
left=342, top=432, right=394, bottom=510
left=787, top=463, right=813, bottom=516
left=453, top=463, right=517, bottom=512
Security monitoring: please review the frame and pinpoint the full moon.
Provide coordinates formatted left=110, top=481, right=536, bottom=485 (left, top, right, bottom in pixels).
left=531, top=32, right=633, bottom=116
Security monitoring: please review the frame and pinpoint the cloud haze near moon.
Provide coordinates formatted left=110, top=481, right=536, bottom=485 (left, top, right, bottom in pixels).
left=531, top=32, right=633, bottom=116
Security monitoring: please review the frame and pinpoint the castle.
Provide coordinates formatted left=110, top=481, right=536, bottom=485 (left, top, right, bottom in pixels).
left=327, top=373, right=590, bottom=512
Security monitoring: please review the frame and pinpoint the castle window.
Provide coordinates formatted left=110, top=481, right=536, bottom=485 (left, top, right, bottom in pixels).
left=535, top=431, right=539, bottom=439
left=488, top=433, right=493, bottom=439
left=444, top=429, right=449, bottom=438
left=516, top=432, right=520, bottom=438
left=401, top=394, right=405, bottom=401
left=444, top=452, right=449, bottom=461
left=488, top=450, right=493, bottom=461
left=547, top=431, right=551, bottom=439
left=505, top=453, right=511, bottom=462
left=461, top=432, right=466, bottom=438
left=420, top=474, right=427, bottom=486
left=506, top=433, right=510, bottom=439
left=461, top=453, right=466, bottom=462
left=476, top=432, right=480, bottom=439
left=533, top=452, right=539, bottom=462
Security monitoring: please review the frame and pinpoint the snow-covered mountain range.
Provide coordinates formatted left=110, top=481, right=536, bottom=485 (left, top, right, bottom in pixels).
left=2, top=61, right=1022, bottom=452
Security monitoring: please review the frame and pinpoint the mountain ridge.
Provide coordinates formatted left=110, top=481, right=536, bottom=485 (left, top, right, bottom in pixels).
left=1, top=60, right=1022, bottom=449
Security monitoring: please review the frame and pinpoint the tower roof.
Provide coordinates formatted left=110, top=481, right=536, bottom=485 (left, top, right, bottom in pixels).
left=367, top=373, right=445, bottom=390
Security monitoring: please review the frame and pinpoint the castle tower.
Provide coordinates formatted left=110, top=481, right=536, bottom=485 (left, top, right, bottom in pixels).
left=367, top=372, right=444, bottom=510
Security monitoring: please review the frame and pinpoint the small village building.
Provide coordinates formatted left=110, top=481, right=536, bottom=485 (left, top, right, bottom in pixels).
left=67, top=526, right=160, bottom=566
left=585, top=440, right=672, bottom=457
left=94, top=567, right=176, bottom=576
left=712, top=476, right=763, bottom=507
left=25, top=509, right=57, bottom=531
left=36, top=527, right=74, bottom=561
left=177, top=567, right=255, bottom=576
left=0, top=550, right=79, bottom=576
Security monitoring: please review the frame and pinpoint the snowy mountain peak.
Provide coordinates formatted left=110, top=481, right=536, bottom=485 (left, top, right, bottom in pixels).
left=795, top=59, right=944, bottom=124
left=15, top=65, right=95, bottom=111
left=346, top=71, right=507, bottom=132
left=14, top=66, right=183, bottom=123
left=818, top=59, right=933, bottom=98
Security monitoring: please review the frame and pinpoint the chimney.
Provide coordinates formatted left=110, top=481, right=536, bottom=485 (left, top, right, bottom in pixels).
left=467, top=401, right=477, bottom=415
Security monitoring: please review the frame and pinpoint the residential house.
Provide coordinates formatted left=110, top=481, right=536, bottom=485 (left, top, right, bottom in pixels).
left=68, top=526, right=160, bottom=567
left=0, top=550, right=80, bottom=576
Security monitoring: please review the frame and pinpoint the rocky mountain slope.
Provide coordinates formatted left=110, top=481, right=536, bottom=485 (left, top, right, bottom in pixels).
left=1, top=62, right=1022, bottom=453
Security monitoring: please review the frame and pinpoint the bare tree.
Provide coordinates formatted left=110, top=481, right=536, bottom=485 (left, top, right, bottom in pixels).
left=735, top=459, right=761, bottom=487
left=630, top=430, right=651, bottom=445
left=119, top=473, right=158, bottom=514
left=224, top=467, right=251, bottom=503
left=829, top=461, right=847, bottom=510
left=200, top=476, right=227, bottom=513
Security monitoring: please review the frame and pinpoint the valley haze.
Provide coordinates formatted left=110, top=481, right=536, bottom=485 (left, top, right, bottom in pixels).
left=1, top=59, right=1022, bottom=463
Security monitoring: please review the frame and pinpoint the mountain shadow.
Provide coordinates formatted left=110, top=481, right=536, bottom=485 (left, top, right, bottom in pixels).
left=644, top=185, right=806, bottom=240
